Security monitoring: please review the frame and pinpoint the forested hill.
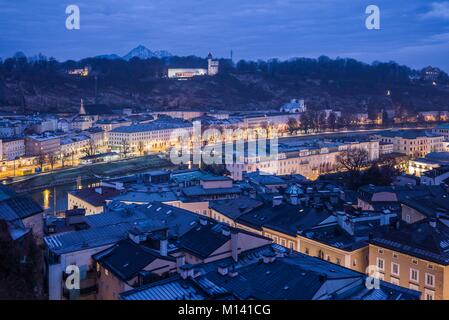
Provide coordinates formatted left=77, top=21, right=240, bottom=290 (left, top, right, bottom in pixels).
left=1, top=53, right=449, bottom=116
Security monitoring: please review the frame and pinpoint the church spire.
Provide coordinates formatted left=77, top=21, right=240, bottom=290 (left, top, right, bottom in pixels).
left=79, top=98, right=86, bottom=115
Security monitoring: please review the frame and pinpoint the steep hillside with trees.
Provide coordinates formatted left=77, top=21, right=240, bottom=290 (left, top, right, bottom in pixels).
left=1, top=53, right=448, bottom=115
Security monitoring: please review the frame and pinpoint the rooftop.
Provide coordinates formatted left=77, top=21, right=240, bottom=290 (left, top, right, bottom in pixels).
left=110, top=118, right=191, bottom=133
left=237, top=202, right=332, bottom=237
left=121, top=244, right=420, bottom=300
left=379, top=129, right=442, bottom=139
left=370, top=220, right=449, bottom=265
left=176, top=222, right=231, bottom=259
left=45, top=203, right=202, bottom=255
left=93, top=239, right=175, bottom=282
left=69, top=187, right=121, bottom=207
left=182, top=185, right=241, bottom=198
left=111, top=191, right=178, bottom=203
left=210, top=196, right=264, bottom=221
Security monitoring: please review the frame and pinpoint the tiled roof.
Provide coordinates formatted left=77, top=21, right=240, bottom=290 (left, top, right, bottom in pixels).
left=93, top=239, right=175, bottom=281
left=111, top=191, right=178, bottom=203
left=0, top=195, right=43, bottom=220
left=370, top=220, right=449, bottom=265
left=182, top=186, right=241, bottom=197
left=111, top=119, right=191, bottom=133
left=121, top=276, right=207, bottom=300
left=209, top=197, right=264, bottom=220
left=45, top=203, right=202, bottom=255
left=237, top=203, right=332, bottom=236
left=120, top=244, right=420, bottom=300
left=69, top=187, right=121, bottom=207
left=176, top=223, right=230, bottom=259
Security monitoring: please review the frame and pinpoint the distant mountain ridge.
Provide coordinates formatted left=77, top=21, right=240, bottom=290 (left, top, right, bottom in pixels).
left=96, top=45, right=172, bottom=61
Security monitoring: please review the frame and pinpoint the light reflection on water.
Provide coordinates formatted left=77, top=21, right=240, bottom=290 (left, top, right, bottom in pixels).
left=30, top=179, right=99, bottom=213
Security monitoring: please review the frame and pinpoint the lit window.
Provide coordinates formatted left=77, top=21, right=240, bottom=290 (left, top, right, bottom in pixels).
left=391, top=262, right=400, bottom=276
left=410, top=268, right=419, bottom=282
left=377, top=258, right=385, bottom=271
left=426, top=273, right=435, bottom=288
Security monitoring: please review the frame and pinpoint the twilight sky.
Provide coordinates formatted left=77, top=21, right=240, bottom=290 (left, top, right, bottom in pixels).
left=1, top=0, right=449, bottom=71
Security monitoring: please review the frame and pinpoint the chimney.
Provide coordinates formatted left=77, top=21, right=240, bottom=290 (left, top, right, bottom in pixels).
left=272, top=196, right=283, bottom=207
left=179, top=264, right=194, bottom=279
left=231, top=230, right=239, bottom=262
left=159, top=237, right=168, bottom=256
left=381, top=210, right=391, bottom=226
left=217, top=263, right=229, bottom=276
left=290, top=194, right=299, bottom=205
left=128, top=229, right=145, bottom=244
left=222, top=226, right=231, bottom=237
left=199, top=217, right=208, bottom=226
left=262, top=252, right=276, bottom=264
left=228, top=264, right=239, bottom=277
left=429, top=218, right=437, bottom=228
left=176, top=255, right=186, bottom=270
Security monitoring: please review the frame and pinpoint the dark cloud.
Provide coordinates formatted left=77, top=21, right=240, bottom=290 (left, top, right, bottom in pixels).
left=0, top=0, right=448, bottom=71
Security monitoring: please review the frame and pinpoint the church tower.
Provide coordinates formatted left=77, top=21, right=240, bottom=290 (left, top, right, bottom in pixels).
left=79, top=98, right=86, bottom=115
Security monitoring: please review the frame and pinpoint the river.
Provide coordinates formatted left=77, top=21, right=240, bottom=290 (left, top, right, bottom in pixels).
left=30, top=178, right=100, bottom=214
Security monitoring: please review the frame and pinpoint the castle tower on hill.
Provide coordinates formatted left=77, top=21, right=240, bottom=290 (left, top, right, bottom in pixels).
left=207, top=52, right=219, bottom=76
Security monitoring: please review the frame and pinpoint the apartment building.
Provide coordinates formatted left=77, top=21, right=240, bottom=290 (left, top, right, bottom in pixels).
left=108, top=119, right=193, bottom=154
left=60, top=134, right=91, bottom=157
left=432, top=123, right=449, bottom=139
left=1, top=138, right=25, bottom=161
left=375, top=130, right=445, bottom=158
left=227, top=139, right=379, bottom=181
left=68, top=187, right=121, bottom=215
left=25, top=134, right=61, bottom=156
left=95, top=119, right=132, bottom=132
left=242, top=112, right=301, bottom=131
left=369, top=219, right=449, bottom=300
left=407, top=152, right=449, bottom=176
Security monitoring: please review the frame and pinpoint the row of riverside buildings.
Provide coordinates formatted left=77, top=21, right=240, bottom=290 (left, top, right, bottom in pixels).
left=2, top=98, right=449, bottom=178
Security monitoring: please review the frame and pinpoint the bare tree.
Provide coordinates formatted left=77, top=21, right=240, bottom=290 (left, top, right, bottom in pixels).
left=60, top=152, right=66, bottom=167
left=121, top=139, right=130, bottom=157
left=83, top=140, right=97, bottom=157
left=260, top=121, right=269, bottom=138
left=287, top=117, right=299, bottom=135
left=336, top=148, right=370, bottom=174
left=137, top=141, right=146, bottom=156
left=327, top=112, right=337, bottom=131
left=70, top=151, right=76, bottom=166
left=48, top=153, right=58, bottom=170
left=36, top=152, right=46, bottom=171
left=299, top=112, right=311, bottom=134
